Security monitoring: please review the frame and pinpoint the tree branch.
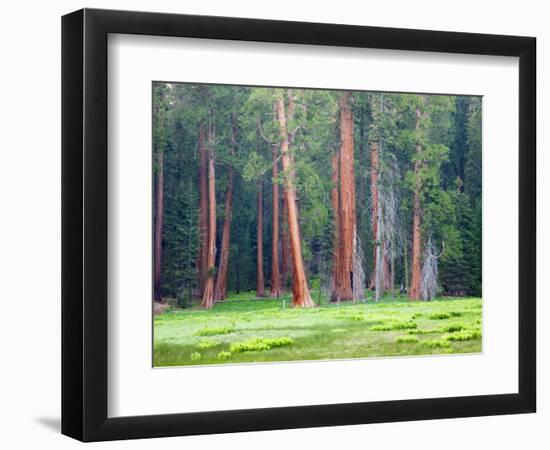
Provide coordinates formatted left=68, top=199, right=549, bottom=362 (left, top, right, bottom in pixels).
left=257, top=117, right=274, bottom=145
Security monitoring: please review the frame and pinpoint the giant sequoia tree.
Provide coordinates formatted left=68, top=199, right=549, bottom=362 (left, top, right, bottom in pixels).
left=214, top=114, right=238, bottom=301
left=152, top=83, right=482, bottom=307
left=331, top=151, right=339, bottom=291
left=276, top=92, right=315, bottom=307
left=409, top=101, right=425, bottom=300
left=331, top=92, right=356, bottom=302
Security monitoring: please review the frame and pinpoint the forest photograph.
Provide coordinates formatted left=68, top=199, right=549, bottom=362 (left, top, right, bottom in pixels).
left=152, top=82, right=482, bottom=367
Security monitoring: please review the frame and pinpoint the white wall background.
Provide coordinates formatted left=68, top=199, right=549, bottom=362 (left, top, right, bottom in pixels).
left=0, top=0, right=546, bottom=448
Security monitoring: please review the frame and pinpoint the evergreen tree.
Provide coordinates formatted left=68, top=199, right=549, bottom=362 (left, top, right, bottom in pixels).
left=465, top=97, right=482, bottom=200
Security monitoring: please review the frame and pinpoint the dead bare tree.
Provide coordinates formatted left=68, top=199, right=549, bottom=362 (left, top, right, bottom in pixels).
left=353, top=227, right=366, bottom=302
left=371, top=93, right=398, bottom=301
left=373, top=139, right=400, bottom=301
left=420, top=235, right=445, bottom=300
left=374, top=178, right=383, bottom=301
left=380, top=153, right=400, bottom=298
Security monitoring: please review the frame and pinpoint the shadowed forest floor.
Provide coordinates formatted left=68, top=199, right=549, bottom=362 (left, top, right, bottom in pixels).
left=153, top=291, right=482, bottom=367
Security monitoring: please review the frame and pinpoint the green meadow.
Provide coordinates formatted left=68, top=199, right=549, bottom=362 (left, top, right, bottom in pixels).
left=154, top=291, right=482, bottom=367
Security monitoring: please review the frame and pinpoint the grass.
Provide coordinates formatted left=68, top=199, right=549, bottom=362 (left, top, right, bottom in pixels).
left=230, top=337, right=294, bottom=353
left=439, top=323, right=466, bottom=333
left=217, top=351, right=232, bottom=360
left=395, top=335, right=419, bottom=344
left=428, top=312, right=451, bottom=320
left=196, top=339, right=220, bottom=350
left=423, top=339, right=452, bottom=349
left=443, top=329, right=482, bottom=341
left=195, top=325, right=234, bottom=336
left=370, top=320, right=418, bottom=331
left=154, top=291, right=482, bottom=367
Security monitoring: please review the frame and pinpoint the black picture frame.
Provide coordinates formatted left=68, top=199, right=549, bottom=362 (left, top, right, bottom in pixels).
left=62, top=8, right=536, bottom=442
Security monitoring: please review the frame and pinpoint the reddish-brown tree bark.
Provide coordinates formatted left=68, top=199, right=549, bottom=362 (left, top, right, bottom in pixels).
left=214, top=167, right=233, bottom=301
left=281, top=193, right=290, bottom=290
left=200, top=132, right=217, bottom=308
left=214, top=117, right=237, bottom=301
left=275, top=95, right=315, bottom=307
left=331, top=151, right=340, bottom=292
left=153, top=143, right=164, bottom=302
left=256, top=181, right=266, bottom=297
left=197, top=124, right=208, bottom=297
left=270, top=144, right=282, bottom=297
left=332, top=92, right=356, bottom=302
left=409, top=105, right=423, bottom=300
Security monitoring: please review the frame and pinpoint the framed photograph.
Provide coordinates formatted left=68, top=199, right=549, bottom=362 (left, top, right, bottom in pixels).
left=62, top=8, right=536, bottom=442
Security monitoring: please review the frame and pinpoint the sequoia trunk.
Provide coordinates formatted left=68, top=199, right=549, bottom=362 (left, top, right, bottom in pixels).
left=213, top=167, right=233, bottom=301
left=275, top=95, right=315, bottom=307
left=281, top=192, right=289, bottom=290
left=331, top=151, right=340, bottom=292
left=214, top=116, right=237, bottom=301
left=409, top=106, right=423, bottom=300
left=332, top=92, right=356, bottom=302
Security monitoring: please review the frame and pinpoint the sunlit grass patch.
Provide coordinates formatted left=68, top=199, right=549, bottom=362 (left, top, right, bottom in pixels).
left=395, top=335, right=419, bottom=344
left=195, top=325, right=234, bottom=336
left=443, top=329, right=482, bottom=341
left=370, top=320, right=417, bottom=331
left=423, top=339, right=451, bottom=348
left=440, top=323, right=466, bottom=333
left=428, top=312, right=451, bottom=320
left=196, top=340, right=220, bottom=350
left=230, top=337, right=293, bottom=353
left=348, top=314, right=366, bottom=321
left=408, top=328, right=440, bottom=335
left=217, top=351, right=232, bottom=360
left=190, top=352, right=202, bottom=361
